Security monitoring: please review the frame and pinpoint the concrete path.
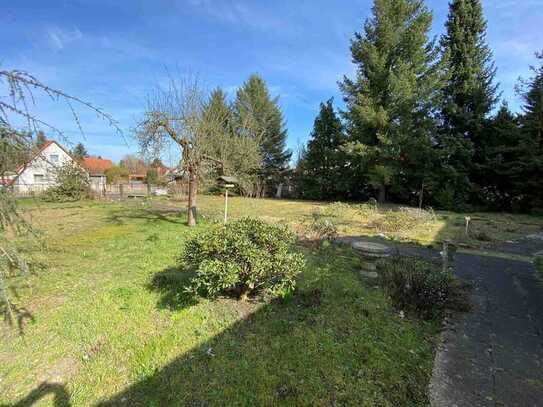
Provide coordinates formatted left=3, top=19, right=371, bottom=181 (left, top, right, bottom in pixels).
left=340, top=236, right=543, bottom=407
left=430, top=253, right=543, bottom=407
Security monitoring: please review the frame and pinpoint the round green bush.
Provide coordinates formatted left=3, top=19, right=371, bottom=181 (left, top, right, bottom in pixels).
left=180, top=218, right=305, bottom=300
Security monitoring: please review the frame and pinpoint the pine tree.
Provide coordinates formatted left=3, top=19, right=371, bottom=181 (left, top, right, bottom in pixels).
left=35, top=131, right=47, bottom=148
left=299, top=99, right=345, bottom=200
left=438, top=0, right=498, bottom=207
left=202, top=88, right=235, bottom=165
left=72, top=142, right=89, bottom=160
left=340, top=0, right=442, bottom=203
left=202, top=87, right=261, bottom=193
left=516, top=52, right=543, bottom=210
left=473, top=103, right=522, bottom=210
left=233, top=75, right=291, bottom=193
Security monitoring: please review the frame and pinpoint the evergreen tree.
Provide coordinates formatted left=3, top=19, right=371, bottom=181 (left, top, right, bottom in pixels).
left=233, top=75, right=291, bottom=193
left=340, top=0, right=442, bottom=203
left=515, top=51, right=543, bottom=210
left=35, top=131, right=47, bottom=148
left=202, top=87, right=261, bottom=194
left=203, top=88, right=235, bottom=165
left=72, top=142, right=89, bottom=160
left=438, top=0, right=499, bottom=207
left=299, top=99, right=345, bottom=200
left=473, top=103, right=522, bottom=210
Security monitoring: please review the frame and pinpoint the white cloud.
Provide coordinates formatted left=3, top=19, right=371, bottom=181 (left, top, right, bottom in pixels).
left=45, top=26, right=83, bottom=51
left=496, top=39, right=535, bottom=61
left=184, top=0, right=295, bottom=34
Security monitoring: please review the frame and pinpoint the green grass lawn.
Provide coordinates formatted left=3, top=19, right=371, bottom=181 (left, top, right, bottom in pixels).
left=1, top=197, right=541, bottom=405
left=189, top=195, right=543, bottom=248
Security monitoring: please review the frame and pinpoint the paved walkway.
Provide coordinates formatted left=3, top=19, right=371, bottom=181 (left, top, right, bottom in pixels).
left=340, top=235, right=543, bottom=407
left=430, top=252, right=543, bottom=407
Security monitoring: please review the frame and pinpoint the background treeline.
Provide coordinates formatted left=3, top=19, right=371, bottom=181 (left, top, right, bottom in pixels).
left=198, top=75, right=291, bottom=197
left=297, top=0, right=543, bottom=213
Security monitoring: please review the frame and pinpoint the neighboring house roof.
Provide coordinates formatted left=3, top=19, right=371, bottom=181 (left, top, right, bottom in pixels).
left=154, top=166, right=169, bottom=177
left=83, top=157, right=113, bottom=175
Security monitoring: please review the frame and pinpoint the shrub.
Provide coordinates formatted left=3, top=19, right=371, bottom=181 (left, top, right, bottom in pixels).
left=308, top=212, right=338, bottom=241
left=366, top=207, right=436, bottom=234
left=322, top=202, right=351, bottom=218
left=43, top=161, right=90, bottom=202
left=377, top=256, right=469, bottom=319
left=180, top=218, right=305, bottom=300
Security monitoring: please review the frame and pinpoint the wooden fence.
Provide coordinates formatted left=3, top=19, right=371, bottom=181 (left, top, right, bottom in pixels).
left=12, top=181, right=189, bottom=200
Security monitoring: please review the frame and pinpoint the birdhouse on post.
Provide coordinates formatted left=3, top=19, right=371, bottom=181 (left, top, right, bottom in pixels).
left=217, top=176, right=238, bottom=224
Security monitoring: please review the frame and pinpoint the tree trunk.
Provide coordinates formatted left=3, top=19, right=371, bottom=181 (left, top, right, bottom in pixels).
left=378, top=184, right=386, bottom=204
left=187, top=167, right=198, bottom=227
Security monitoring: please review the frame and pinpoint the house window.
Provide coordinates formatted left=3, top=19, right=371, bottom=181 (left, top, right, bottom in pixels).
left=34, top=174, right=45, bottom=183
left=50, top=154, right=59, bottom=163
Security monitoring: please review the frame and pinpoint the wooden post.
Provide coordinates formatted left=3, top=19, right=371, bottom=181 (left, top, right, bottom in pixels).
left=224, top=189, right=228, bottom=224
left=119, top=183, right=124, bottom=200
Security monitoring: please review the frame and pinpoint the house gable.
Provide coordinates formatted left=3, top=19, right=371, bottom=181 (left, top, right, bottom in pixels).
left=12, top=140, right=86, bottom=189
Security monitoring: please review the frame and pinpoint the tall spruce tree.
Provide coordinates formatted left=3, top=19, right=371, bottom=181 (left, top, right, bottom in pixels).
left=474, top=103, right=522, bottom=210
left=299, top=99, right=345, bottom=200
left=438, top=0, right=498, bottom=207
left=233, top=75, right=291, bottom=193
left=202, top=87, right=261, bottom=193
left=340, top=0, right=442, bottom=203
left=516, top=52, right=543, bottom=210
left=72, top=142, right=89, bottom=160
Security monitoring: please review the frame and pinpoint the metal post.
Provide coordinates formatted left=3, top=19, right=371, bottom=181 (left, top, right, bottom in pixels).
left=224, top=189, right=229, bottom=224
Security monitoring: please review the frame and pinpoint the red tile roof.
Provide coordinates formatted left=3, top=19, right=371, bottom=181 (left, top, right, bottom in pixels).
left=82, top=157, right=113, bottom=175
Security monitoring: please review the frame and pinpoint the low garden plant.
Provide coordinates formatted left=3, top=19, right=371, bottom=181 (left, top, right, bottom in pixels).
left=180, top=217, right=305, bottom=300
left=377, top=255, right=469, bottom=319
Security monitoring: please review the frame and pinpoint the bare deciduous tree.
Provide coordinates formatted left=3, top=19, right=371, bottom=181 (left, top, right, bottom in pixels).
left=136, top=74, right=229, bottom=226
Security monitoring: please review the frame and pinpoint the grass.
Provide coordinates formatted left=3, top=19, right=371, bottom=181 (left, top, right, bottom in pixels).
left=1, top=198, right=441, bottom=406
left=191, top=195, right=543, bottom=248
left=2, top=196, right=541, bottom=405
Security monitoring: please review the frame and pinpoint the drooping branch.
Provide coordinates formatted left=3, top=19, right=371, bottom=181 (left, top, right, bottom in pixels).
left=0, top=70, right=123, bottom=140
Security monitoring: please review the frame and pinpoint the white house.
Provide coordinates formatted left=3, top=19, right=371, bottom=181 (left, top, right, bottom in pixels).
left=10, top=140, right=82, bottom=194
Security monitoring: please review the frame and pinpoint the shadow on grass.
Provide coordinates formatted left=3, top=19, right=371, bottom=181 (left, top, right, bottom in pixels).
left=107, top=207, right=186, bottom=226
left=2, top=382, right=70, bottom=407
left=147, top=266, right=199, bottom=310
left=96, top=245, right=437, bottom=406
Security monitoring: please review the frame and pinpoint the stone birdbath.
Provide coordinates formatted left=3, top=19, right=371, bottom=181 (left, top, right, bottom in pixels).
left=351, top=240, right=392, bottom=278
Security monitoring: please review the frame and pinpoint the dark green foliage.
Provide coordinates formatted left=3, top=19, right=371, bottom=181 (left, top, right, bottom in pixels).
left=473, top=103, right=523, bottom=210
left=0, top=126, right=31, bottom=181
left=535, top=257, right=543, bottom=279
left=234, top=75, right=291, bottom=193
left=145, top=168, right=159, bottom=184
left=201, top=87, right=261, bottom=194
left=35, top=131, right=47, bottom=149
left=179, top=218, right=305, bottom=299
left=71, top=142, right=89, bottom=160
left=340, top=0, right=442, bottom=203
left=298, top=99, right=345, bottom=200
left=378, top=255, right=469, bottom=319
left=436, top=0, right=498, bottom=207
left=515, top=51, right=543, bottom=210
left=44, top=161, right=90, bottom=202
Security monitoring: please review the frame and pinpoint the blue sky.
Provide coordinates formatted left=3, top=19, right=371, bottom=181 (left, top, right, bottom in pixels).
left=2, top=0, right=542, bottom=165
